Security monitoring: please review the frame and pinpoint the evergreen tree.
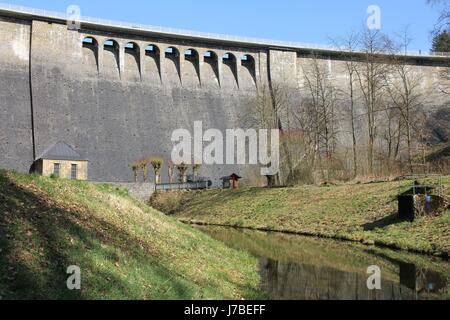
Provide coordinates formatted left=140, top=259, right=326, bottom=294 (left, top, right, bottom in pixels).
left=432, top=31, right=450, bottom=52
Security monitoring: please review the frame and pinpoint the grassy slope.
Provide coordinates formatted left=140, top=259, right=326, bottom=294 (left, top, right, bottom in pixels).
left=0, top=170, right=263, bottom=300
left=174, top=177, right=450, bottom=257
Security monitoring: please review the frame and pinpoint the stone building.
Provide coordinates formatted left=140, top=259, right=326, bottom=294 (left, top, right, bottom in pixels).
left=33, top=141, right=88, bottom=180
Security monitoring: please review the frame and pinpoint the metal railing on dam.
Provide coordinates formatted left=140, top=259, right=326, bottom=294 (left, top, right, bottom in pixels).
left=155, top=181, right=211, bottom=192
left=0, top=2, right=449, bottom=59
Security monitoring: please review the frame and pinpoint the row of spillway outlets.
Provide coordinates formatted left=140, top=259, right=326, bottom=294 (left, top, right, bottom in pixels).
left=81, top=36, right=258, bottom=89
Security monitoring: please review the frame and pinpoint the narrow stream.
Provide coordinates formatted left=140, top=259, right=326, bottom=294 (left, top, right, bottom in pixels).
left=196, top=226, right=449, bottom=300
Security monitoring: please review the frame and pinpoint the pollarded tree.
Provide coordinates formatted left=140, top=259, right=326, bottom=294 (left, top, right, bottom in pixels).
left=140, top=159, right=149, bottom=183
left=150, top=156, right=164, bottom=185
left=168, top=160, right=175, bottom=184
left=131, top=160, right=140, bottom=182
left=192, top=164, right=201, bottom=180
left=131, top=159, right=149, bottom=182
left=177, top=162, right=188, bottom=183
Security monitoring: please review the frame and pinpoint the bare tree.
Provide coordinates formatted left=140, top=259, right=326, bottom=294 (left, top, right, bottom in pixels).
left=245, top=83, right=286, bottom=186
left=415, top=112, right=432, bottom=173
left=427, top=0, right=450, bottom=37
left=332, top=31, right=360, bottom=177
left=380, top=102, right=402, bottom=172
left=355, top=28, right=392, bottom=175
left=300, top=54, right=339, bottom=181
left=385, top=29, right=425, bottom=174
left=245, top=81, right=315, bottom=185
left=246, top=83, right=283, bottom=130
left=437, top=67, right=450, bottom=95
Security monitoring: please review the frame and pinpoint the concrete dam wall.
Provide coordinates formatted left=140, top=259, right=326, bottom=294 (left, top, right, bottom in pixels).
left=0, top=7, right=449, bottom=184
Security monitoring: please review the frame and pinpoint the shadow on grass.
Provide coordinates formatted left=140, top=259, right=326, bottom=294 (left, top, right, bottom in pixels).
left=0, top=171, right=195, bottom=300
left=362, top=212, right=405, bottom=231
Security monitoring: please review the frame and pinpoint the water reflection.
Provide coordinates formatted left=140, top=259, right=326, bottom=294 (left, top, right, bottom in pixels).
left=400, top=263, right=446, bottom=293
left=196, top=226, right=449, bottom=300
left=259, top=258, right=447, bottom=300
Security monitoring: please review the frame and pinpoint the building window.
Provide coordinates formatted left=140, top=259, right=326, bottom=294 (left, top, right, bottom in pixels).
left=53, top=163, right=60, bottom=177
left=71, top=164, right=78, bottom=180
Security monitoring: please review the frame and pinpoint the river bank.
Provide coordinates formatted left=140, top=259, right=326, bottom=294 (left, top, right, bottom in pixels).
left=159, top=177, right=450, bottom=258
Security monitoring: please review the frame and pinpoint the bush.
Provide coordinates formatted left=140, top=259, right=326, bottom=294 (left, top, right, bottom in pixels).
left=149, top=191, right=192, bottom=215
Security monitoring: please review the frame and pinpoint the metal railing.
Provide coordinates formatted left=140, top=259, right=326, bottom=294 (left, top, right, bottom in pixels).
left=155, top=181, right=210, bottom=191
left=398, top=175, right=446, bottom=197
left=1, top=2, right=449, bottom=58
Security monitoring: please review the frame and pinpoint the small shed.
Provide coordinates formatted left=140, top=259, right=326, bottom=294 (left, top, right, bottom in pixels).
left=398, top=178, right=447, bottom=221
left=221, top=173, right=242, bottom=189
left=33, top=141, right=88, bottom=180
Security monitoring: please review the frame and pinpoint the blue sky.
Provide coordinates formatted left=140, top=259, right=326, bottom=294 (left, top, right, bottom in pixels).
left=1, top=0, right=444, bottom=51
